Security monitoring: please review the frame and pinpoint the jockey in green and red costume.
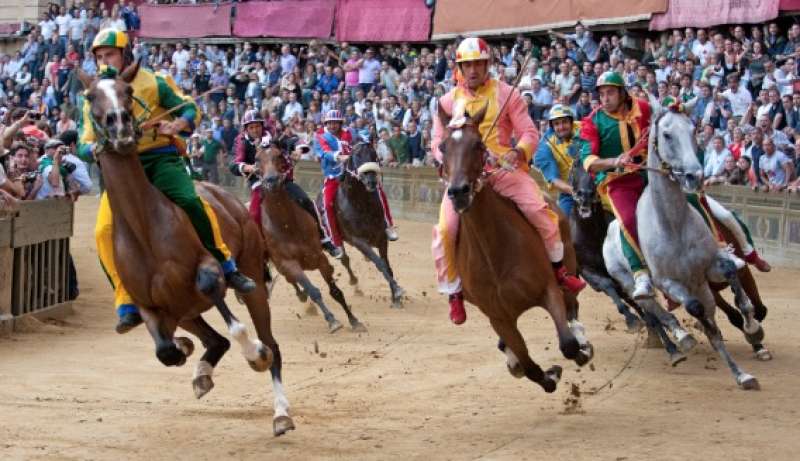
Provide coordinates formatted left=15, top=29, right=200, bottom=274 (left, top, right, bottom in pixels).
left=579, top=71, right=655, bottom=299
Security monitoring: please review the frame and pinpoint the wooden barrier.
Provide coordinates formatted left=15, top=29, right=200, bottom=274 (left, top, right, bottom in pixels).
left=0, top=200, right=74, bottom=333
left=222, top=161, right=800, bottom=269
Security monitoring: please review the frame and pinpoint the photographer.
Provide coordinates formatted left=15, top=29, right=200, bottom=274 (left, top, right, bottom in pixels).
left=35, top=137, right=91, bottom=201
left=7, top=143, right=42, bottom=199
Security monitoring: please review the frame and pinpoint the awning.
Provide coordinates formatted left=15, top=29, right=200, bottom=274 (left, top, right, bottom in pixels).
left=335, top=0, right=431, bottom=43
left=139, top=3, right=232, bottom=39
left=781, top=0, right=800, bottom=9
left=650, top=0, right=779, bottom=31
left=233, top=0, right=335, bottom=38
left=431, top=0, right=666, bottom=40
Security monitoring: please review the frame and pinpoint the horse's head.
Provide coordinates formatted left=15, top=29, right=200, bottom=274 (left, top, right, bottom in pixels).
left=648, top=95, right=703, bottom=193
left=255, top=138, right=291, bottom=193
left=347, top=142, right=381, bottom=192
left=77, top=62, right=140, bottom=154
left=569, top=160, right=597, bottom=219
left=437, top=102, right=488, bottom=213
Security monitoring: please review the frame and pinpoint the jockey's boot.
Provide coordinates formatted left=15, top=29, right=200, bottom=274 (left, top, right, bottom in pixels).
left=744, top=250, right=772, bottom=272
left=632, top=272, right=655, bottom=299
left=116, top=304, right=143, bottom=334
left=385, top=226, right=399, bottom=241
left=323, top=241, right=344, bottom=259
left=225, top=271, right=256, bottom=293
left=449, top=292, right=466, bottom=325
left=554, top=266, right=587, bottom=294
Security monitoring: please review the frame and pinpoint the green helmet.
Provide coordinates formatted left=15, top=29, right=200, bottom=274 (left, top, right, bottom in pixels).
left=596, top=71, right=625, bottom=89
left=91, top=28, right=130, bottom=53
left=548, top=104, right=575, bottom=122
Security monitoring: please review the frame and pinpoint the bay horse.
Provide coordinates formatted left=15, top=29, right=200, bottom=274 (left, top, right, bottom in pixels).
left=324, top=143, right=405, bottom=308
left=78, top=64, right=295, bottom=436
left=256, top=140, right=366, bottom=334
left=608, top=100, right=761, bottom=389
left=568, top=161, right=692, bottom=367
left=437, top=104, right=593, bottom=393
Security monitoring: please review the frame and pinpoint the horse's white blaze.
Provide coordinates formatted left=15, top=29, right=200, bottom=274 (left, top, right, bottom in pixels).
left=451, top=129, right=463, bottom=140
left=229, top=320, right=262, bottom=362
left=97, top=79, right=124, bottom=135
left=272, top=378, right=290, bottom=418
left=193, top=360, right=214, bottom=379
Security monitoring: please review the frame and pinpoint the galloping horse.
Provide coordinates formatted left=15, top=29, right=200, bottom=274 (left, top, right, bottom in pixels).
left=79, top=64, right=295, bottom=436
left=437, top=105, right=593, bottom=392
left=606, top=101, right=762, bottom=389
left=256, top=140, right=366, bottom=333
left=568, top=161, right=692, bottom=367
left=324, top=143, right=405, bottom=308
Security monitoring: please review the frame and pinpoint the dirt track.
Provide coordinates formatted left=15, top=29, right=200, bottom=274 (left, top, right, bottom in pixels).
left=1, top=196, right=798, bottom=461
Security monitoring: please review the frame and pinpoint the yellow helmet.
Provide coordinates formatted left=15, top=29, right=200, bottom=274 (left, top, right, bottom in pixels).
left=91, top=28, right=130, bottom=53
left=455, top=37, right=490, bottom=63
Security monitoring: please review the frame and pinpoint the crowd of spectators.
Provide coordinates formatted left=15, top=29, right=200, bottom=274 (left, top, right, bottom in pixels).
left=2, top=1, right=800, bottom=195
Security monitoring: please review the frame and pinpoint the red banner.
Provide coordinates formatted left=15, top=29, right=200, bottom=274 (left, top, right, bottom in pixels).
left=139, top=3, right=232, bottom=39
left=650, top=0, right=779, bottom=31
left=335, top=0, right=431, bottom=43
left=233, top=0, right=335, bottom=38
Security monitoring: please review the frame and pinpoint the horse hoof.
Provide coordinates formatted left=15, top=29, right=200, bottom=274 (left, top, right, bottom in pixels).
left=738, top=374, right=760, bottom=391
left=506, top=363, right=524, bottom=379
left=574, top=343, right=594, bottom=367
left=755, top=348, right=773, bottom=361
left=350, top=321, right=368, bottom=333
left=273, top=415, right=296, bottom=437
left=248, top=344, right=273, bottom=372
left=192, top=375, right=215, bottom=399
left=744, top=325, right=765, bottom=345
left=626, top=317, right=645, bottom=334
left=669, top=351, right=687, bottom=367
left=391, top=298, right=404, bottom=309
left=328, top=319, right=344, bottom=333
left=540, top=366, right=562, bottom=393
left=174, top=337, right=195, bottom=358
left=676, top=332, right=698, bottom=353
left=156, top=345, right=186, bottom=367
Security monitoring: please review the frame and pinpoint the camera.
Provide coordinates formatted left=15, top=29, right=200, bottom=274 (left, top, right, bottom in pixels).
left=21, top=171, right=39, bottom=183
left=62, top=161, right=77, bottom=175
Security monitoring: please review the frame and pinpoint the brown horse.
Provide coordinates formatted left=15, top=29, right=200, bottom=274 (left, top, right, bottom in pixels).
left=437, top=104, right=593, bottom=393
left=256, top=140, right=366, bottom=334
left=324, top=143, right=405, bottom=308
left=78, top=64, right=295, bottom=436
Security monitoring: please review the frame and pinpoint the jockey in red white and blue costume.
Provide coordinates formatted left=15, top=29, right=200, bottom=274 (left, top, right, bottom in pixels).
left=315, top=109, right=397, bottom=258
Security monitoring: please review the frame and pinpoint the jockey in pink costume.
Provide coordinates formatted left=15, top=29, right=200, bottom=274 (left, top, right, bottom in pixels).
left=432, top=37, right=586, bottom=325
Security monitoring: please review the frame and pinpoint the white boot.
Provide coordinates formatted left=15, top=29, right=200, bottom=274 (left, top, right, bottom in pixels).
left=386, top=226, right=399, bottom=241
left=632, top=272, right=655, bottom=299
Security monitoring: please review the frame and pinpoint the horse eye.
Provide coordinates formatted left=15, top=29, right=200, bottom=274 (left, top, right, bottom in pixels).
left=663, top=132, right=672, bottom=141
left=438, top=142, right=447, bottom=154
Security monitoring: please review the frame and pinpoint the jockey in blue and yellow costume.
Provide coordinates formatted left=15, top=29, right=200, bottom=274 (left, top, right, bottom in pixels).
left=533, top=104, right=583, bottom=216
left=78, top=29, right=255, bottom=333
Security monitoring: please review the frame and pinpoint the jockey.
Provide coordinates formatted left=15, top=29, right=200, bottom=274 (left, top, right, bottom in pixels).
left=230, top=109, right=337, bottom=257
left=79, top=29, right=255, bottom=334
left=315, top=109, right=398, bottom=259
left=580, top=71, right=655, bottom=299
left=533, top=104, right=582, bottom=216
left=432, top=37, right=586, bottom=326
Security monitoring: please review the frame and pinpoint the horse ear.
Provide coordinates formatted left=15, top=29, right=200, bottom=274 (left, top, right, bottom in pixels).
left=120, top=59, right=140, bottom=83
left=76, top=68, right=94, bottom=91
left=470, top=103, right=488, bottom=126
left=437, top=99, right=451, bottom=129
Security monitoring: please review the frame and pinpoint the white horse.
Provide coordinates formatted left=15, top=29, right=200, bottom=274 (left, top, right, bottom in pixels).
left=604, top=100, right=762, bottom=390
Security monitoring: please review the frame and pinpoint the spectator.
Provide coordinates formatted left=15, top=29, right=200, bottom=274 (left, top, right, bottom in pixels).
left=200, top=128, right=224, bottom=184
left=386, top=123, right=410, bottom=166
left=406, top=120, right=424, bottom=166
left=357, top=48, right=381, bottom=94
left=758, top=137, right=793, bottom=191
left=704, top=135, right=732, bottom=179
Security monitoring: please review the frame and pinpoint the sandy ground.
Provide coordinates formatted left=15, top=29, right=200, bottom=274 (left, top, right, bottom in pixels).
left=1, top=195, right=798, bottom=461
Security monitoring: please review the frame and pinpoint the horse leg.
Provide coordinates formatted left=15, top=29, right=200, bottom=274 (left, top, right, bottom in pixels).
left=378, top=239, right=405, bottom=307
left=319, top=258, right=366, bottom=332
left=140, top=308, right=188, bottom=367
left=736, top=267, right=772, bottom=360
left=294, top=269, right=343, bottom=333
left=543, top=284, right=592, bottom=366
left=179, top=315, right=231, bottom=399
left=338, top=248, right=361, bottom=292
left=490, top=316, right=561, bottom=392
left=692, top=286, right=760, bottom=390
left=582, top=267, right=644, bottom=333
left=635, top=284, right=698, bottom=354
left=350, top=237, right=404, bottom=308
left=708, top=257, right=764, bottom=345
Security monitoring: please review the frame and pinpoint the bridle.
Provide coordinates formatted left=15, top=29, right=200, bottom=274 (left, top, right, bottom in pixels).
left=85, top=81, right=152, bottom=156
left=343, top=142, right=381, bottom=183
left=626, top=107, right=693, bottom=183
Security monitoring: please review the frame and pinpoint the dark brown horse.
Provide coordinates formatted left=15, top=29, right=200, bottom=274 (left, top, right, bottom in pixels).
left=256, top=140, right=366, bottom=333
left=437, top=104, right=593, bottom=393
left=78, top=64, right=294, bottom=436
left=324, top=143, right=405, bottom=308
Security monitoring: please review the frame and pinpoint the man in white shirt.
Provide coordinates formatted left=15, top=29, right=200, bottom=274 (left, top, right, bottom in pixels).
left=654, top=56, right=672, bottom=83
left=69, top=10, right=86, bottom=53
left=281, top=92, right=304, bottom=124
left=719, top=73, right=752, bottom=120
left=172, top=42, right=190, bottom=73
left=691, top=29, right=716, bottom=66
left=39, top=13, right=56, bottom=42
left=703, top=135, right=731, bottom=179
left=55, top=6, right=71, bottom=52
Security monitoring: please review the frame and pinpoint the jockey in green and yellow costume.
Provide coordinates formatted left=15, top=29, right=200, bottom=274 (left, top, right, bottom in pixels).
left=78, top=29, right=255, bottom=333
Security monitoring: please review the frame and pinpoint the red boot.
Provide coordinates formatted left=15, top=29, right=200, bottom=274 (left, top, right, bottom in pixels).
left=744, top=250, right=771, bottom=272
left=555, top=266, right=587, bottom=294
left=449, top=292, right=466, bottom=325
